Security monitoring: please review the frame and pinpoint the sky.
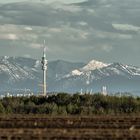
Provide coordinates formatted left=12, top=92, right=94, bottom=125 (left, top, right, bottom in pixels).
left=0, top=0, right=140, bottom=66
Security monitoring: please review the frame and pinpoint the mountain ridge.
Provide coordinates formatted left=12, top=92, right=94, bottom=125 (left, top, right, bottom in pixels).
left=0, top=56, right=139, bottom=95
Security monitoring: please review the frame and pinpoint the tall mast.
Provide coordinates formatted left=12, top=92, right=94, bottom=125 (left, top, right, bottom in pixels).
left=41, top=40, right=48, bottom=96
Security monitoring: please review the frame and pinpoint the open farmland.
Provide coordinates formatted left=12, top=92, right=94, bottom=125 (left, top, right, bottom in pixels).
left=0, top=115, right=139, bottom=140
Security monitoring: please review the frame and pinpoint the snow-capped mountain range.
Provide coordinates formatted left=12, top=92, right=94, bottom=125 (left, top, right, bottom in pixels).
left=64, top=60, right=140, bottom=78
left=0, top=56, right=140, bottom=95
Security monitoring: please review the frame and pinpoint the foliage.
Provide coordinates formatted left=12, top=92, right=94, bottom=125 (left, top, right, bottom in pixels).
left=0, top=102, right=5, bottom=113
left=0, top=93, right=140, bottom=115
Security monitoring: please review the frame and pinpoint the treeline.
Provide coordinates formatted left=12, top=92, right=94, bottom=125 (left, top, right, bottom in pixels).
left=0, top=93, right=140, bottom=115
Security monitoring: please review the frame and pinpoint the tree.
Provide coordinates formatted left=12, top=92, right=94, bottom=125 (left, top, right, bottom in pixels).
left=0, top=102, right=5, bottom=113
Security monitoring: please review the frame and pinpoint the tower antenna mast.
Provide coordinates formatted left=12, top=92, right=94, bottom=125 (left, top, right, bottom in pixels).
left=41, top=40, right=48, bottom=96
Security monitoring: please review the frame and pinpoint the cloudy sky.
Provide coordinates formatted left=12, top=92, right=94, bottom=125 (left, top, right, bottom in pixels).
left=0, top=0, right=140, bottom=66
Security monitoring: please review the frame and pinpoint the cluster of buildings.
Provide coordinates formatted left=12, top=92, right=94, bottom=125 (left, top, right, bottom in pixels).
left=0, top=91, right=34, bottom=99
left=80, top=86, right=108, bottom=96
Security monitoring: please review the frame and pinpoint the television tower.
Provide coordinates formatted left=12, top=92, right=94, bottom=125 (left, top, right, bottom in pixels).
left=41, top=40, right=48, bottom=96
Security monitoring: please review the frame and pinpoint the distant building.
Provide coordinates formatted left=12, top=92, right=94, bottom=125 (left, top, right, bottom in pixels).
left=101, top=86, right=108, bottom=96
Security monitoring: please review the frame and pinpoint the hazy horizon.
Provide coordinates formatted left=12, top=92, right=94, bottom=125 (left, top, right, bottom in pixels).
left=0, top=0, right=140, bottom=66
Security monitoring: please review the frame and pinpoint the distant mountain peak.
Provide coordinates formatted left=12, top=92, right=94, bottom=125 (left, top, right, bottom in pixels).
left=81, top=59, right=109, bottom=71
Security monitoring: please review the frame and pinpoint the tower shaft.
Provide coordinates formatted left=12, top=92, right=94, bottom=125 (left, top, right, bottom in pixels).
left=43, top=68, right=47, bottom=96
left=41, top=46, right=48, bottom=96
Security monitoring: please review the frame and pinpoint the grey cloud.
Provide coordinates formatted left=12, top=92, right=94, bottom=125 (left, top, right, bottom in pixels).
left=0, top=0, right=140, bottom=66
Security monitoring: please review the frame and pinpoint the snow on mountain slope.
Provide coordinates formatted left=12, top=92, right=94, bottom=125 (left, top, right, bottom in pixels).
left=62, top=60, right=140, bottom=83
left=65, top=69, right=83, bottom=78
left=64, top=60, right=109, bottom=78
left=0, top=56, right=39, bottom=83
left=81, top=60, right=109, bottom=71
left=72, top=69, right=83, bottom=76
left=106, top=63, right=140, bottom=76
